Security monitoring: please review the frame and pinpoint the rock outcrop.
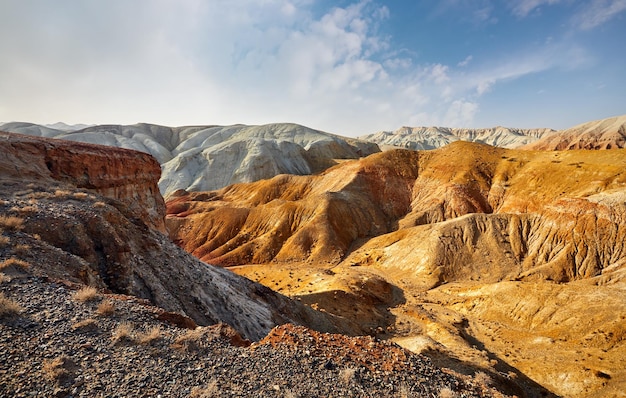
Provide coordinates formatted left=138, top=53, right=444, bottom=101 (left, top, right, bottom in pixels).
left=0, top=131, right=345, bottom=341
left=0, top=131, right=165, bottom=233
left=521, top=114, right=626, bottom=150
left=359, top=125, right=555, bottom=150
left=167, top=141, right=626, bottom=397
left=0, top=122, right=380, bottom=198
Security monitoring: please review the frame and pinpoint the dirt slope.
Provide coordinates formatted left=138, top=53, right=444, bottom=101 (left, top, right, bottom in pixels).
left=167, top=142, right=626, bottom=397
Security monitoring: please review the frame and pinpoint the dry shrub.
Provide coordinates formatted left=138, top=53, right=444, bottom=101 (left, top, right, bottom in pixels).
left=397, top=384, right=410, bottom=398
left=439, top=387, right=458, bottom=398
left=15, top=205, right=37, bottom=214
left=190, top=379, right=219, bottom=398
left=93, top=201, right=106, bottom=208
left=54, top=189, right=71, bottom=198
left=13, top=244, right=31, bottom=255
left=0, top=235, right=9, bottom=247
left=0, top=258, right=30, bottom=271
left=96, top=300, right=115, bottom=316
left=172, top=328, right=205, bottom=352
left=0, top=274, right=10, bottom=283
left=32, top=233, right=41, bottom=241
left=73, top=286, right=99, bottom=303
left=0, top=215, right=24, bottom=231
left=72, top=192, right=88, bottom=200
left=71, top=318, right=99, bottom=332
left=474, top=371, right=493, bottom=387
left=0, top=292, right=23, bottom=318
left=340, top=367, right=357, bottom=384
left=138, top=325, right=163, bottom=345
left=42, top=355, right=78, bottom=385
left=111, top=322, right=135, bottom=344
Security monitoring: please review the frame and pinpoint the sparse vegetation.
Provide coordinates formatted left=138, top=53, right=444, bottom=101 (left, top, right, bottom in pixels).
left=72, top=286, right=99, bottom=303
left=172, top=328, right=204, bottom=352
left=73, top=192, right=89, bottom=200
left=340, top=367, right=357, bottom=384
left=42, top=355, right=77, bottom=385
left=54, top=189, right=72, bottom=197
left=111, top=322, right=135, bottom=344
left=474, top=371, right=493, bottom=387
left=439, top=387, right=458, bottom=398
left=0, top=235, right=10, bottom=247
left=0, top=292, right=23, bottom=318
left=96, top=300, right=115, bottom=316
left=138, top=325, right=163, bottom=345
left=0, top=257, right=30, bottom=271
left=190, top=379, right=219, bottom=397
left=0, top=215, right=24, bottom=231
left=93, top=201, right=106, bottom=208
left=71, top=318, right=99, bottom=332
left=13, top=243, right=31, bottom=255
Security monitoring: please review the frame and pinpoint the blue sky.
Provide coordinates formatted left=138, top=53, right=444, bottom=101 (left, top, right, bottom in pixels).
left=0, top=0, right=624, bottom=136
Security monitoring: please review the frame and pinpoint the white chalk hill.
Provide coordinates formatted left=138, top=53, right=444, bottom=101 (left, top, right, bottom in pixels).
left=0, top=122, right=379, bottom=198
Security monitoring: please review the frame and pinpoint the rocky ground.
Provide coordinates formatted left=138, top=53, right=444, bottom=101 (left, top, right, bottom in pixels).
left=0, top=273, right=510, bottom=398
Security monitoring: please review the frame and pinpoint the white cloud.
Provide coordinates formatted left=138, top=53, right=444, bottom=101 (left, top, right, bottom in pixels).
left=510, top=0, right=564, bottom=17
left=0, top=0, right=602, bottom=134
left=573, top=0, right=626, bottom=29
left=457, top=55, right=473, bottom=67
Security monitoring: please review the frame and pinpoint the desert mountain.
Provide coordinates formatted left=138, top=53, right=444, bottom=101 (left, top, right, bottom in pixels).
left=0, top=131, right=349, bottom=341
left=167, top=142, right=626, bottom=397
left=359, top=126, right=555, bottom=150
left=521, top=114, right=626, bottom=150
left=0, top=122, right=379, bottom=198
left=0, top=132, right=520, bottom=397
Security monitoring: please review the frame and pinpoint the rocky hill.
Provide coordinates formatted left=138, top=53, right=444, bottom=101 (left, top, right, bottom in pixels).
left=0, top=122, right=380, bottom=198
left=521, top=115, right=626, bottom=150
left=0, top=131, right=519, bottom=397
left=167, top=142, right=626, bottom=398
left=358, top=126, right=555, bottom=150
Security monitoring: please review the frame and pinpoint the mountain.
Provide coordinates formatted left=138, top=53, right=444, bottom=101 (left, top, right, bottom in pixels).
left=359, top=126, right=555, bottom=150
left=521, top=114, right=626, bottom=150
left=0, top=131, right=520, bottom=398
left=167, top=142, right=626, bottom=398
left=0, top=122, right=380, bottom=198
left=0, top=131, right=346, bottom=341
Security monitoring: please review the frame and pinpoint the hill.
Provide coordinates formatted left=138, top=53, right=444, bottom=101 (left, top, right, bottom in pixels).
left=0, top=122, right=379, bottom=198
left=521, top=115, right=626, bottom=150
left=167, top=142, right=626, bottom=397
left=358, top=126, right=554, bottom=150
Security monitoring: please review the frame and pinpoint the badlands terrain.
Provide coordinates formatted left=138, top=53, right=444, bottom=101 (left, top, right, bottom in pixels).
left=1, top=114, right=625, bottom=397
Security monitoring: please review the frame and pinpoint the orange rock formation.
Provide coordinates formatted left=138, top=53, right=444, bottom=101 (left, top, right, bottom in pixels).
left=167, top=141, right=626, bottom=397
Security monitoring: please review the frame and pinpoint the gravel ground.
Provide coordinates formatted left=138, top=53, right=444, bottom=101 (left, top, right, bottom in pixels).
left=0, top=275, right=508, bottom=398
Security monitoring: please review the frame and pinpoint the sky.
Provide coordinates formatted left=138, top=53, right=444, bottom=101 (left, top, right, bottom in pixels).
left=0, top=0, right=625, bottom=136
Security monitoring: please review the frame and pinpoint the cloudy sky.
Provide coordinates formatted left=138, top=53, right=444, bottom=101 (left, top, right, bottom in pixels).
left=0, top=0, right=624, bottom=136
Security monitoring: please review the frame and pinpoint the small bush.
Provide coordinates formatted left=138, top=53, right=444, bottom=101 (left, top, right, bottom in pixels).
left=138, top=325, right=163, bottom=345
left=71, top=318, right=99, bottom=332
left=0, top=215, right=24, bottom=231
left=111, top=322, right=135, bottom=344
left=474, top=371, right=493, bottom=387
left=0, top=292, right=23, bottom=318
left=93, top=201, right=106, bottom=208
left=73, top=286, right=99, bottom=303
left=190, top=379, right=219, bottom=398
left=340, top=367, right=357, bottom=384
left=54, top=190, right=72, bottom=198
left=72, top=192, right=88, bottom=200
left=96, top=300, right=115, bottom=316
left=439, top=387, right=458, bottom=398
left=0, top=258, right=30, bottom=271
left=172, top=328, right=204, bottom=352
left=13, top=244, right=31, bottom=255
left=0, top=235, right=9, bottom=247
left=42, top=355, right=77, bottom=385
